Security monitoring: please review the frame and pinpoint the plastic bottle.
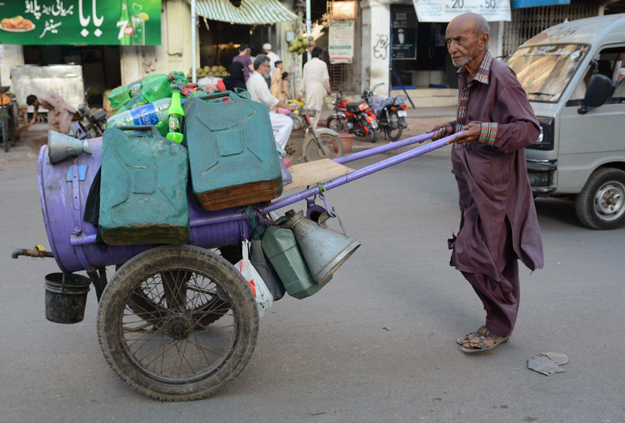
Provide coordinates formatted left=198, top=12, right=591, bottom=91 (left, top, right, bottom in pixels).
left=166, top=86, right=185, bottom=144
left=108, top=73, right=173, bottom=110
left=118, top=0, right=132, bottom=46
left=107, top=98, right=172, bottom=136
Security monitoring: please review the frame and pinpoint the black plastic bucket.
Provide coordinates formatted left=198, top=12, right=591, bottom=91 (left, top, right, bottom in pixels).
left=45, top=273, right=91, bottom=324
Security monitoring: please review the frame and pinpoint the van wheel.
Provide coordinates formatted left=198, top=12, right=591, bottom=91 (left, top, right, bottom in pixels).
left=575, top=168, right=625, bottom=229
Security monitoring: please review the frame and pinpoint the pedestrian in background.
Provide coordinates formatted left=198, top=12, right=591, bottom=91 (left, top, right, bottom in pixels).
left=26, top=92, right=78, bottom=135
left=430, top=13, right=543, bottom=353
left=247, top=55, right=296, bottom=153
left=299, top=47, right=331, bottom=129
left=232, top=43, right=254, bottom=82
left=270, top=61, right=284, bottom=100
left=223, top=61, right=247, bottom=92
left=263, top=43, right=281, bottom=78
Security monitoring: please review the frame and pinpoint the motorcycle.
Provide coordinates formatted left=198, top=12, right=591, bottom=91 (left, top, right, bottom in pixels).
left=291, top=102, right=344, bottom=162
left=326, top=84, right=379, bottom=143
left=76, top=87, right=107, bottom=137
left=362, top=82, right=408, bottom=141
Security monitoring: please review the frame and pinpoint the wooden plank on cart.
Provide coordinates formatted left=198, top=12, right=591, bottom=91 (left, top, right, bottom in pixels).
left=284, top=159, right=354, bottom=192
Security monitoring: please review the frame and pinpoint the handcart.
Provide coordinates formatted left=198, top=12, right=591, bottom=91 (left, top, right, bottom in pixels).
left=13, top=118, right=461, bottom=401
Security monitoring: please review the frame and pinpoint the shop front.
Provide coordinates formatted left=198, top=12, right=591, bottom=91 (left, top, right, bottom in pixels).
left=0, top=0, right=163, bottom=109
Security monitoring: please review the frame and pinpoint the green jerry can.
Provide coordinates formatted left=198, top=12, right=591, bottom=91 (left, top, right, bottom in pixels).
left=261, top=224, right=331, bottom=300
left=184, top=90, right=283, bottom=211
left=99, top=126, right=190, bottom=245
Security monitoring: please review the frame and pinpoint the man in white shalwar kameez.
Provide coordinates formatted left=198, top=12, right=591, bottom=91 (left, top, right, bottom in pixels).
left=247, top=55, right=296, bottom=155
left=299, top=47, right=331, bottom=129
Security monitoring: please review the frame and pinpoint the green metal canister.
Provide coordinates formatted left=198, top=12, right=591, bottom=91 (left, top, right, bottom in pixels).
left=261, top=225, right=330, bottom=300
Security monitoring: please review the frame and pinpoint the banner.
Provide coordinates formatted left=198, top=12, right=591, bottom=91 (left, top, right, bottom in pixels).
left=329, top=21, right=354, bottom=64
left=412, top=0, right=511, bottom=22
left=0, top=0, right=161, bottom=45
left=392, top=12, right=416, bottom=60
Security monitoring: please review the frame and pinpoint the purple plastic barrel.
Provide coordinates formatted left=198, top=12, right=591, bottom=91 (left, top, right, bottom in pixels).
left=38, top=137, right=252, bottom=273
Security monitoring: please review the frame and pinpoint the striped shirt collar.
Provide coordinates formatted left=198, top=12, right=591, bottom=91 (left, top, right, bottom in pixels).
left=458, top=50, right=493, bottom=85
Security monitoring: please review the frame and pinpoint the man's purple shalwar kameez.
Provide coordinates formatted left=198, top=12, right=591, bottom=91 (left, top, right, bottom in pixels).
left=448, top=51, right=544, bottom=337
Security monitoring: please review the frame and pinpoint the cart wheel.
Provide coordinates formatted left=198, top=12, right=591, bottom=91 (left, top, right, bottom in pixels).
left=98, top=245, right=258, bottom=401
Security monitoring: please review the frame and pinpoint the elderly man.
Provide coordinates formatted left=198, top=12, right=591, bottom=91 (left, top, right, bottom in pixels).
left=27, top=92, right=78, bottom=135
left=430, top=13, right=543, bottom=353
left=299, top=47, right=331, bottom=129
left=247, top=54, right=296, bottom=154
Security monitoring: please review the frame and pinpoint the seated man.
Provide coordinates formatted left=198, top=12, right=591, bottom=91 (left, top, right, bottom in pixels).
left=27, top=92, right=79, bottom=135
left=246, top=54, right=296, bottom=155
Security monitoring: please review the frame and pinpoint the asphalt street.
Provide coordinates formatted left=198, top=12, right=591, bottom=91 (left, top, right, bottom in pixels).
left=1, top=143, right=624, bottom=423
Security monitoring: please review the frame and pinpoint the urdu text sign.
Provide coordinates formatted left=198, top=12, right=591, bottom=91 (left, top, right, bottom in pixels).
left=0, top=0, right=161, bottom=45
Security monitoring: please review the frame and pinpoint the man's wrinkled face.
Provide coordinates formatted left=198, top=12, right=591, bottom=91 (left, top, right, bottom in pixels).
left=445, top=19, right=485, bottom=68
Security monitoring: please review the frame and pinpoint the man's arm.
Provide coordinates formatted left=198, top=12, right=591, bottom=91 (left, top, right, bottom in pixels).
left=449, top=84, right=540, bottom=152
left=256, top=82, right=294, bottom=111
left=323, top=64, right=331, bottom=95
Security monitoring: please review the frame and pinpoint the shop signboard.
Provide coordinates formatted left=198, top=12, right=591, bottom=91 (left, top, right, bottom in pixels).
left=412, top=0, right=511, bottom=22
left=329, top=21, right=354, bottom=64
left=0, top=0, right=161, bottom=45
left=392, top=14, right=416, bottom=60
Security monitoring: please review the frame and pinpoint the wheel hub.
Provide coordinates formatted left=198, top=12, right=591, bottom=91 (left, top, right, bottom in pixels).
left=595, top=182, right=625, bottom=220
left=167, top=316, right=191, bottom=340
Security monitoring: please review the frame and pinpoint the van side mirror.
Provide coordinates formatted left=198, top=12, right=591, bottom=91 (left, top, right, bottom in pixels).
left=578, top=74, right=612, bottom=114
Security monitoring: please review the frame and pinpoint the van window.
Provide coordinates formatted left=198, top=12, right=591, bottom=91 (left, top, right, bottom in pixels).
left=507, top=44, right=588, bottom=103
left=571, top=46, right=625, bottom=101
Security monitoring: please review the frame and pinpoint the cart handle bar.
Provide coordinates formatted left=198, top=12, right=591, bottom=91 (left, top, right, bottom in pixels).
left=69, top=131, right=461, bottom=246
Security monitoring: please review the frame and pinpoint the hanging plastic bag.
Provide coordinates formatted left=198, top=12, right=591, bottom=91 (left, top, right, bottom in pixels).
left=236, top=240, right=273, bottom=317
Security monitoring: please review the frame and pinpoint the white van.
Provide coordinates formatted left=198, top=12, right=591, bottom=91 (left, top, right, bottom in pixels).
left=506, top=14, right=625, bottom=229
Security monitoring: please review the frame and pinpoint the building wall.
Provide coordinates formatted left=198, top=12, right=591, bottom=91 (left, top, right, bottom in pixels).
left=361, top=0, right=390, bottom=92
left=119, top=0, right=199, bottom=85
left=2, top=46, right=25, bottom=90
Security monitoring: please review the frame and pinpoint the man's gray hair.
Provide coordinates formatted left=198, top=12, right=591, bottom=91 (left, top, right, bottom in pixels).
left=253, top=54, right=269, bottom=70
left=474, top=14, right=490, bottom=36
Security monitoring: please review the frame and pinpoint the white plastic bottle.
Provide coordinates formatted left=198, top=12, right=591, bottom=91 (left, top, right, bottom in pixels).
left=107, top=98, right=172, bottom=129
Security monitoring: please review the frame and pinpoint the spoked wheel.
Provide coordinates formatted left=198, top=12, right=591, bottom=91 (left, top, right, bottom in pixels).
left=327, top=117, right=348, bottom=133
left=98, top=245, right=258, bottom=401
left=304, top=132, right=344, bottom=162
left=384, top=113, right=403, bottom=141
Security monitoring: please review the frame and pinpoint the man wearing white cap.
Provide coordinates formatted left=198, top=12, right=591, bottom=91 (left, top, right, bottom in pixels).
left=263, top=43, right=281, bottom=77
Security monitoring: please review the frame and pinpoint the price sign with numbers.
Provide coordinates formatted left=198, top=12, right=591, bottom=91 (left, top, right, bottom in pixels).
left=412, top=0, right=511, bottom=23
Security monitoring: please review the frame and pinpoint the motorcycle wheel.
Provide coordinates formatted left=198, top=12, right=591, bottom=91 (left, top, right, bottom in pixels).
left=327, top=117, right=348, bottom=133
left=385, top=112, right=403, bottom=141
left=357, top=122, right=377, bottom=143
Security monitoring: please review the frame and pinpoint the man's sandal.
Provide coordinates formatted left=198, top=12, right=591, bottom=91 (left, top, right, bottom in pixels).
left=460, top=326, right=510, bottom=353
left=456, top=331, right=479, bottom=346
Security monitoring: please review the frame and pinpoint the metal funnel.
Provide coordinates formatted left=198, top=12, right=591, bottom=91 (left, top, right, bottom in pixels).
left=283, top=210, right=360, bottom=285
left=48, top=131, right=92, bottom=164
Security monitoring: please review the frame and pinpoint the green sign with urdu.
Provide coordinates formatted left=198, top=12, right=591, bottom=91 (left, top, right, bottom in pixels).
left=0, top=0, right=161, bottom=45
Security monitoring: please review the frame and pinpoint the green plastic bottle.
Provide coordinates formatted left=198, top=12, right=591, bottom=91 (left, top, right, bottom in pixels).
left=166, top=86, right=185, bottom=144
left=111, top=73, right=175, bottom=112
left=118, top=0, right=132, bottom=46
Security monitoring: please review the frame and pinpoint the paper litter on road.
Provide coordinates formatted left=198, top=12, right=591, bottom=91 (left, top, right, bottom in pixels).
left=527, top=352, right=569, bottom=376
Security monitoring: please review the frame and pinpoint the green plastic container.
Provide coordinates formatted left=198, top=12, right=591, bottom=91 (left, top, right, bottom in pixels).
left=109, top=73, right=173, bottom=111
left=108, top=73, right=167, bottom=109
left=99, top=126, right=190, bottom=245
left=185, top=90, right=283, bottom=211
left=261, top=225, right=330, bottom=300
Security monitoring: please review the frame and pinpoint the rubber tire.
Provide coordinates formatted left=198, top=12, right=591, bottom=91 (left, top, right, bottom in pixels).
left=361, top=122, right=377, bottom=143
left=98, top=245, right=259, bottom=401
left=385, top=112, right=403, bottom=141
left=575, top=168, right=625, bottom=230
left=304, top=132, right=344, bottom=162
left=327, top=117, right=347, bottom=133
